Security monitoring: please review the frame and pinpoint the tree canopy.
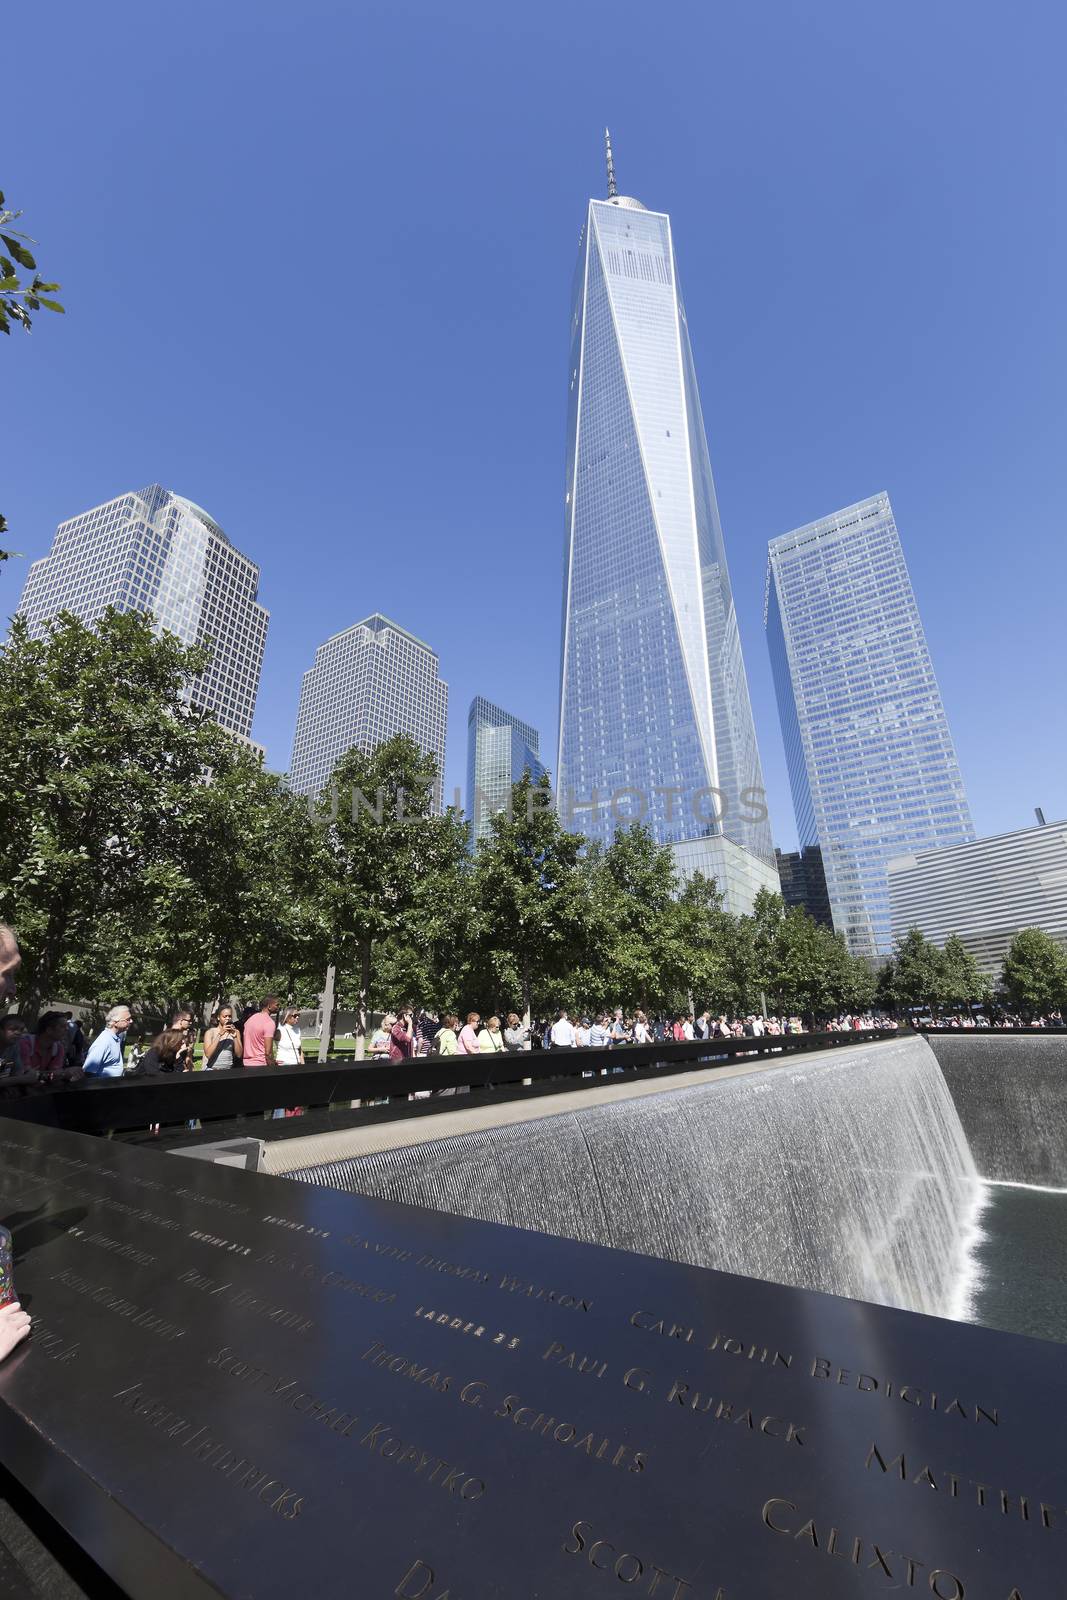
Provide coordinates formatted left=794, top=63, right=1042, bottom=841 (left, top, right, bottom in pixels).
left=0, top=608, right=319, bottom=1022
left=5, top=618, right=1050, bottom=1034
left=1001, top=928, right=1067, bottom=1018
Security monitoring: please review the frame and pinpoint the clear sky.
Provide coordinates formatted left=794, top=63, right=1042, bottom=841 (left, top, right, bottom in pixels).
left=6, top=0, right=1064, bottom=846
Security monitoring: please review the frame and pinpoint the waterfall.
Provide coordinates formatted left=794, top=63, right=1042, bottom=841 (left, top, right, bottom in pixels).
left=289, top=1036, right=984, bottom=1320
left=927, top=1034, right=1067, bottom=1189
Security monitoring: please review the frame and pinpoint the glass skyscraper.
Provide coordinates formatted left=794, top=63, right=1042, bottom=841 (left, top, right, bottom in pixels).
left=765, top=492, right=974, bottom=958
left=288, top=613, right=448, bottom=804
left=557, top=138, right=777, bottom=912
left=15, top=484, right=269, bottom=740
left=466, top=697, right=544, bottom=849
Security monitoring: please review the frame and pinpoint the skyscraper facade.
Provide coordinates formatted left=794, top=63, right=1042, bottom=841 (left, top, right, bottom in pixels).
left=15, top=484, right=269, bottom=739
left=557, top=138, right=777, bottom=913
left=288, top=613, right=448, bottom=803
left=765, top=492, right=973, bottom=958
left=466, top=697, right=544, bottom=849
left=774, top=845, right=833, bottom=929
left=887, top=819, right=1067, bottom=977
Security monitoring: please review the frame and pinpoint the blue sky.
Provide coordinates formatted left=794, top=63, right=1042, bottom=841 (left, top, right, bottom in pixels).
left=5, top=0, right=1064, bottom=846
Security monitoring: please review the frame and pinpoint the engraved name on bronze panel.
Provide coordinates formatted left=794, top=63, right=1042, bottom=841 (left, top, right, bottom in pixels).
left=542, top=1341, right=609, bottom=1380
left=562, top=1520, right=722, bottom=1600
left=255, top=1247, right=395, bottom=1305
left=865, top=1442, right=1066, bottom=1534
left=67, top=1224, right=157, bottom=1268
left=358, top=1421, right=486, bottom=1502
left=25, top=1318, right=80, bottom=1364
left=208, top=1347, right=361, bottom=1438
left=628, top=1310, right=1001, bottom=1429
left=112, top=1382, right=304, bottom=1521
left=490, top=1393, right=647, bottom=1474
left=760, top=1496, right=1027, bottom=1599
left=620, top=1366, right=807, bottom=1450
left=178, top=1267, right=313, bottom=1332
left=50, top=1267, right=186, bottom=1340
left=393, top=1557, right=475, bottom=1599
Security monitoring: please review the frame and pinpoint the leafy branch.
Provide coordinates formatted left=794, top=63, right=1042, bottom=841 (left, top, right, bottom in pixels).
left=1, top=188, right=65, bottom=568
left=0, top=193, right=64, bottom=334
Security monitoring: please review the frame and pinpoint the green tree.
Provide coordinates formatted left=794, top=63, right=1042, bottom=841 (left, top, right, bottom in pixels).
left=315, top=735, right=468, bottom=1052
left=824, top=930, right=877, bottom=1015
left=876, top=957, right=899, bottom=1012
left=0, top=609, right=238, bottom=1017
left=741, top=895, right=874, bottom=1021
left=748, top=886, right=785, bottom=1006
left=593, top=824, right=681, bottom=1012
left=670, top=871, right=731, bottom=1013
left=2, top=190, right=64, bottom=568
left=1001, top=928, right=1067, bottom=1018
left=890, top=927, right=948, bottom=1012
left=72, top=757, right=326, bottom=1025
left=941, top=933, right=991, bottom=1012
left=467, top=772, right=598, bottom=1023
left=716, top=912, right=761, bottom=1018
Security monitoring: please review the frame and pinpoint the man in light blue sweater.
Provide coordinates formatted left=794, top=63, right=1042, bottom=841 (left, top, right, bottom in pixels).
left=83, top=1005, right=132, bottom=1077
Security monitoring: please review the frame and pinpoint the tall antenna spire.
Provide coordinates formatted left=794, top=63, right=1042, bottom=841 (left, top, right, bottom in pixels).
left=605, top=127, right=618, bottom=199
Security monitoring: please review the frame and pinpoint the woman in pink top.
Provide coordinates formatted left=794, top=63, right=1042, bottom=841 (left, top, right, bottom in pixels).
left=456, top=1012, right=480, bottom=1054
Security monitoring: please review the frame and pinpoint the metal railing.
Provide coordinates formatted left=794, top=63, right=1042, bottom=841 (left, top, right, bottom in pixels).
left=0, top=1029, right=897, bottom=1141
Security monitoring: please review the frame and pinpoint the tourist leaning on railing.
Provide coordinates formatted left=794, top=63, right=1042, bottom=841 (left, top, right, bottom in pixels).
left=83, top=1005, right=132, bottom=1077
left=503, top=1014, right=530, bottom=1051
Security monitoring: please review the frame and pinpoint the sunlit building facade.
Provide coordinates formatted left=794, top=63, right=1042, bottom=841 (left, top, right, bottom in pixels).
left=466, top=698, right=544, bottom=849
left=557, top=139, right=776, bottom=912
left=888, top=820, right=1067, bottom=977
left=15, top=483, right=269, bottom=738
left=765, top=492, right=973, bottom=958
left=288, top=613, right=448, bottom=804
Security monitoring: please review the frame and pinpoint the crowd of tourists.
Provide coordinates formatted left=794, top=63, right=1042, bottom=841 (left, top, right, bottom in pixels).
left=2, top=950, right=1064, bottom=1097
left=380, top=1007, right=899, bottom=1057
left=0, top=992, right=905, bottom=1090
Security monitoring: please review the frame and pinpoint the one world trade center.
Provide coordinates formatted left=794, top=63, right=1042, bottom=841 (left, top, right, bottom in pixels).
left=557, top=135, right=778, bottom=912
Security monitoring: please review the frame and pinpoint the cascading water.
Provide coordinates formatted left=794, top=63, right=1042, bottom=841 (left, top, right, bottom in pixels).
left=927, top=1033, right=1067, bottom=1188
left=289, top=1036, right=985, bottom=1320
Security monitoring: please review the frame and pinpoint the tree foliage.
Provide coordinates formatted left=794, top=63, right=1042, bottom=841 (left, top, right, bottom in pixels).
left=0, top=608, right=319, bottom=1020
left=1001, top=928, right=1067, bottom=1018
left=1, top=189, right=64, bottom=569
left=312, top=735, right=469, bottom=1049
left=465, top=772, right=597, bottom=1021
left=941, top=933, right=992, bottom=1010
left=878, top=927, right=991, bottom=1014
left=4, top=641, right=1017, bottom=1037
left=0, top=192, right=64, bottom=335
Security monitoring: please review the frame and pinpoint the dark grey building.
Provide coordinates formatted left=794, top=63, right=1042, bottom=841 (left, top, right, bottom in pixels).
left=775, top=845, right=833, bottom=928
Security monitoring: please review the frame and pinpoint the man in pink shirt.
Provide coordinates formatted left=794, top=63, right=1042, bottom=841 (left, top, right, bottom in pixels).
left=456, top=1012, right=480, bottom=1054
left=242, top=997, right=279, bottom=1066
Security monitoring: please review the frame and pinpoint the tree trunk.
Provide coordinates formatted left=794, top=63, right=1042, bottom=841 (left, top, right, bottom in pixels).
left=521, top=960, right=532, bottom=1032
left=317, top=964, right=336, bottom=1064
left=355, top=942, right=371, bottom=1061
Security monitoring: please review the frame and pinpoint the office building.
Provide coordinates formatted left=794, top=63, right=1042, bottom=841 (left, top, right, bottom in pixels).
left=557, top=134, right=777, bottom=913
left=288, top=613, right=448, bottom=803
left=15, top=484, right=269, bottom=739
left=466, top=698, right=544, bottom=849
left=888, top=818, right=1067, bottom=976
left=765, top=492, right=973, bottom=958
left=775, top=845, right=833, bottom=929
